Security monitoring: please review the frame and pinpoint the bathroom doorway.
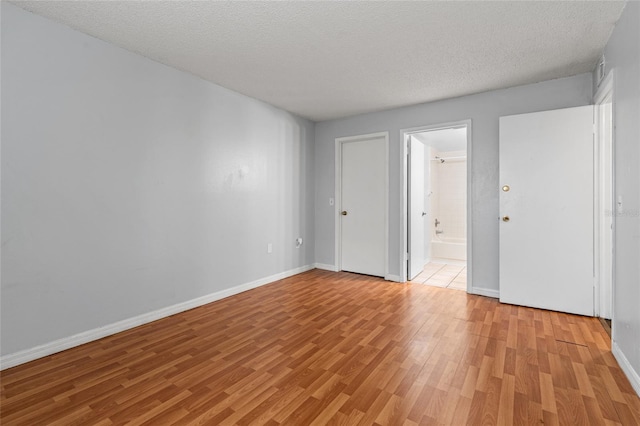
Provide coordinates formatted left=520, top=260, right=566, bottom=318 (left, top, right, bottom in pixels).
left=403, top=121, right=471, bottom=290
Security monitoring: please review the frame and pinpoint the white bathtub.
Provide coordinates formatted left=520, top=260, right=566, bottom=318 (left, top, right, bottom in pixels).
left=431, top=236, right=466, bottom=261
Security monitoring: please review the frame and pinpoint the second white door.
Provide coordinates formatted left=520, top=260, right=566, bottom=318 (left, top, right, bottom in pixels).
left=340, top=135, right=387, bottom=277
left=409, top=137, right=426, bottom=280
left=499, top=106, right=594, bottom=316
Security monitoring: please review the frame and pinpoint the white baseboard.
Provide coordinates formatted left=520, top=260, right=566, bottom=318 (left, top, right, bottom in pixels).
left=385, top=274, right=402, bottom=282
left=0, top=264, right=314, bottom=371
left=314, top=263, right=338, bottom=272
left=469, top=286, right=500, bottom=299
left=612, top=340, right=640, bottom=397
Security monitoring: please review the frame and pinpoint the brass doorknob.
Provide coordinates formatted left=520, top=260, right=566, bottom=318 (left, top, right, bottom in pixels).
left=502, top=216, right=510, bottom=222
left=341, top=211, right=348, bottom=216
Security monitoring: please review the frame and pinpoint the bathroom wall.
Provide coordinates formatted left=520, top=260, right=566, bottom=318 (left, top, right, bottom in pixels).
left=431, top=150, right=467, bottom=242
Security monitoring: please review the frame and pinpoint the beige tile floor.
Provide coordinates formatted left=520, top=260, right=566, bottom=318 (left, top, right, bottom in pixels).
left=410, top=259, right=467, bottom=290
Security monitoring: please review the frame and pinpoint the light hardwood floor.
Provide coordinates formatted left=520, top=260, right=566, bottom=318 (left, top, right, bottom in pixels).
left=1, top=269, right=639, bottom=425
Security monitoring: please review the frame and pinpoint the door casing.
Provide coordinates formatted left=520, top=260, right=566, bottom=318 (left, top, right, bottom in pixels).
left=594, top=70, right=615, bottom=323
left=400, top=120, right=473, bottom=287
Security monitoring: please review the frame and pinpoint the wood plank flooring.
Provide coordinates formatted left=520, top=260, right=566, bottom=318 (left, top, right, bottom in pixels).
left=1, top=269, right=639, bottom=425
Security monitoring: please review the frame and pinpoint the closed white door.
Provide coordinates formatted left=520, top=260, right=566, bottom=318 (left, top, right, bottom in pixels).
left=499, top=106, right=594, bottom=316
left=340, top=136, right=386, bottom=277
left=409, top=137, right=425, bottom=280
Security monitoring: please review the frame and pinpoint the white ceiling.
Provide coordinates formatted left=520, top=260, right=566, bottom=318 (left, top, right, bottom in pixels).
left=11, top=1, right=626, bottom=122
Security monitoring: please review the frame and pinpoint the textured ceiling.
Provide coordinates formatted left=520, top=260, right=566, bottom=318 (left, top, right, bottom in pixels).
left=11, top=1, right=626, bottom=122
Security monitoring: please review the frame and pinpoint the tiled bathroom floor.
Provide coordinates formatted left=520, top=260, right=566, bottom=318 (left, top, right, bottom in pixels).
left=410, top=260, right=467, bottom=290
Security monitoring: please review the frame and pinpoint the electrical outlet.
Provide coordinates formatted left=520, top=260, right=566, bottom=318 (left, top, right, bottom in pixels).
left=295, top=237, right=303, bottom=248
left=267, top=243, right=273, bottom=254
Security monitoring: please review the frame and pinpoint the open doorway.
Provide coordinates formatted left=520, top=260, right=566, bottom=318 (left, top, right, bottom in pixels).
left=403, top=121, right=471, bottom=290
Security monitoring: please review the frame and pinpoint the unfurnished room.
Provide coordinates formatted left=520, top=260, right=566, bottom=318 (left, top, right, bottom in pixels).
left=1, top=1, right=639, bottom=424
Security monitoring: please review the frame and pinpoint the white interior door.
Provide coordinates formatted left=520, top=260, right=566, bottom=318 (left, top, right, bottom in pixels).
left=340, top=136, right=386, bottom=277
left=499, top=106, right=594, bottom=316
left=423, top=146, right=432, bottom=263
left=409, top=137, right=425, bottom=280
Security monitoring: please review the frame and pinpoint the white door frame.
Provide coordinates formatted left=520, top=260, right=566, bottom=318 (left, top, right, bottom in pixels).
left=335, top=132, right=389, bottom=279
left=400, top=120, right=473, bottom=289
left=594, top=70, right=615, bottom=324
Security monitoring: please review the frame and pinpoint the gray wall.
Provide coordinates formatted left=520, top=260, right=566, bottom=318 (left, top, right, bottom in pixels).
left=315, top=73, right=593, bottom=291
left=599, top=1, right=640, bottom=391
left=1, top=3, right=315, bottom=356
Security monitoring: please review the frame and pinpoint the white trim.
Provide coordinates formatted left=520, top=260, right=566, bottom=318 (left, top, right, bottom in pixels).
left=401, top=136, right=409, bottom=281
left=334, top=131, right=390, bottom=280
left=314, top=263, right=339, bottom=272
left=400, top=120, right=473, bottom=291
left=385, top=274, right=402, bottom=282
left=593, top=69, right=615, bottom=324
left=469, top=287, right=500, bottom=299
left=594, top=69, right=614, bottom=105
left=0, top=264, right=314, bottom=370
left=596, top=55, right=607, bottom=88
left=612, top=341, right=640, bottom=397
